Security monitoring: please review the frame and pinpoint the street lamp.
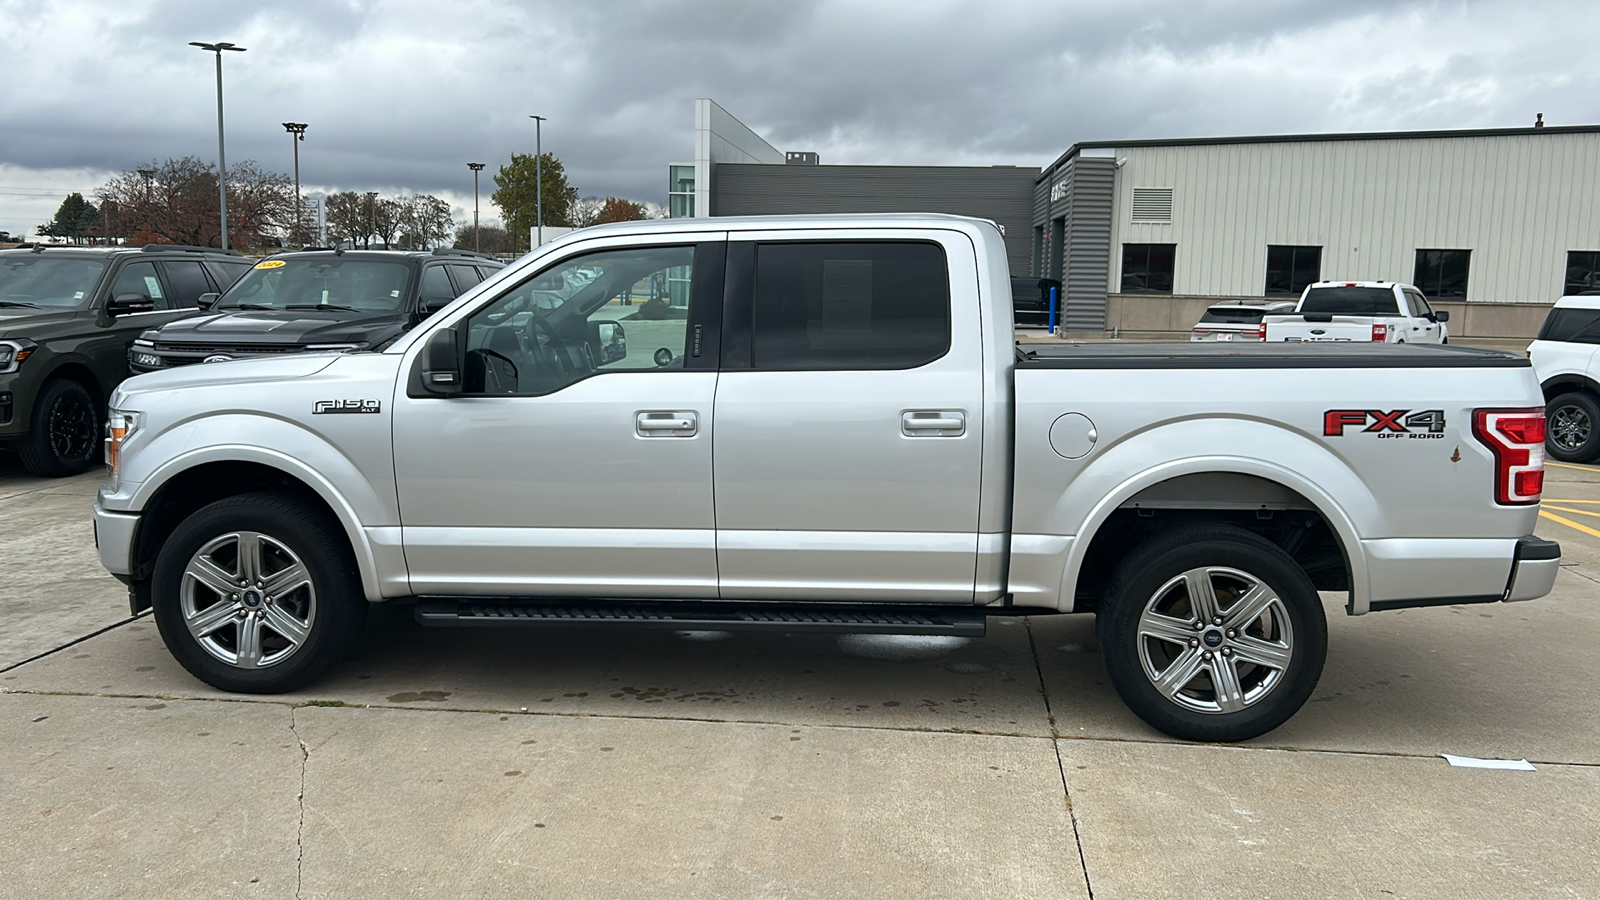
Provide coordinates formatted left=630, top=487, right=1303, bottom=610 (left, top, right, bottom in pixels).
left=189, top=41, right=246, bottom=250
left=467, top=162, right=485, bottom=253
left=283, top=122, right=307, bottom=248
left=137, top=168, right=155, bottom=240
left=365, top=191, right=378, bottom=249
left=528, top=115, right=545, bottom=250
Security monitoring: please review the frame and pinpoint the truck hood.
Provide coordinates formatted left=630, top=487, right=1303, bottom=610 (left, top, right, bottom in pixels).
left=149, top=309, right=406, bottom=346
left=0, top=308, right=82, bottom=336
left=116, top=353, right=341, bottom=398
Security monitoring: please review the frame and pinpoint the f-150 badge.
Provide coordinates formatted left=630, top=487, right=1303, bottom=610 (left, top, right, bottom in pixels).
left=314, top=399, right=382, bottom=415
left=1324, top=409, right=1445, bottom=438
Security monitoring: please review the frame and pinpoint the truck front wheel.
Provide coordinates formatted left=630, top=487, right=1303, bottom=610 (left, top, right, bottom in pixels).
left=1545, top=392, right=1600, bottom=463
left=150, top=492, right=367, bottom=693
left=1096, top=525, right=1327, bottom=742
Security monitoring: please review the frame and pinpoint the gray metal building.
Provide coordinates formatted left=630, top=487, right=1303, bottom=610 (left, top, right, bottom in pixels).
left=1037, top=126, right=1600, bottom=337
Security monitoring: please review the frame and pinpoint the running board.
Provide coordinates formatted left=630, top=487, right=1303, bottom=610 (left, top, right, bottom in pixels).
left=413, top=599, right=986, bottom=637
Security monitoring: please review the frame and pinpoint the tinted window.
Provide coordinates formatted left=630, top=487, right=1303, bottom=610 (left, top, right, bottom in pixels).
left=419, top=265, right=456, bottom=301
left=1199, top=307, right=1267, bottom=324
left=463, top=245, right=696, bottom=394
left=447, top=264, right=484, bottom=292
left=219, top=259, right=413, bottom=312
left=1299, top=287, right=1400, bottom=316
left=750, top=241, right=949, bottom=370
left=1537, top=307, right=1600, bottom=344
left=1414, top=249, right=1470, bottom=299
left=0, top=257, right=106, bottom=308
left=1405, top=289, right=1434, bottom=317
left=207, top=260, right=252, bottom=289
left=109, top=261, right=170, bottom=309
left=1121, top=244, right=1174, bottom=295
left=1265, top=245, right=1322, bottom=296
left=1565, top=251, right=1600, bottom=296
left=157, top=260, right=215, bottom=307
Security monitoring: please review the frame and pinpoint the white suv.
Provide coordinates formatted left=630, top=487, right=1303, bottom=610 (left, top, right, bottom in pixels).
left=1528, top=295, right=1600, bottom=461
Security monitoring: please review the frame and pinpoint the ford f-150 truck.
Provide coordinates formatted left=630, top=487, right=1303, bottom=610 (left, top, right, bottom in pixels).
left=93, top=214, right=1558, bottom=742
left=1264, top=281, right=1449, bottom=344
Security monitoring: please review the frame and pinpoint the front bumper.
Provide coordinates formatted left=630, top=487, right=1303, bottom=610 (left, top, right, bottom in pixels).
left=93, top=503, right=139, bottom=577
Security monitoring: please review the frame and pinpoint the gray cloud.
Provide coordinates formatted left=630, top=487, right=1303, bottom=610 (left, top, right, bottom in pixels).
left=2, top=0, right=1597, bottom=237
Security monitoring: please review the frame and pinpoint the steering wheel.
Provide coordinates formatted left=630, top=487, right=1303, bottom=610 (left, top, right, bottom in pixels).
left=528, top=313, right=577, bottom=378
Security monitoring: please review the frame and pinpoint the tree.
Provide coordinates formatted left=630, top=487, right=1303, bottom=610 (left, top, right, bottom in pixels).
left=594, top=197, right=648, bottom=225
left=397, top=194, right=454, bottom=249
left=94, top=157, right=293, bottom=249
left=453, top=222, right=512, bottom=255
left=491, top=152, right=578, bottom=250
left=568, top=196, right=605, bottom=228
left=324, top=191, right=375, bottom=248
left=39, top=193, right=101, bottom=244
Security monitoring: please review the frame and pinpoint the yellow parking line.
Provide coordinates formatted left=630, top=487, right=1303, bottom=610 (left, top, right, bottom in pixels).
left=1544, top=498, right=1600, bottom=503
left=1541, top=505, right=1600, bottom=519
left=1539, top=510, right=1600, bottom=539
left=1547, top=461, right=1600, bottom=472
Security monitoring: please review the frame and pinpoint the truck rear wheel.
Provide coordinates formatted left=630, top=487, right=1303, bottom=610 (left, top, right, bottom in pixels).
left=18, top=379, right=100, bottom=477
left=1096, top=525, right=1327, bottom=742
left=150, top=492, right=367, bottom=693
left=1545, top=392, right=1600, bottom=463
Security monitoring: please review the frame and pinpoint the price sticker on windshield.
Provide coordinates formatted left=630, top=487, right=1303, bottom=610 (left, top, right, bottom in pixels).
left=253, top=259, right=286, bottom=270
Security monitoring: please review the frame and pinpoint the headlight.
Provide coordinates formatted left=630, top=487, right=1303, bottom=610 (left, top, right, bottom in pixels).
left=305, top=343, right=367, bottom=352
left=0, top=339, right=38, bottom=375
left=105, top=409, right=140, bottom=479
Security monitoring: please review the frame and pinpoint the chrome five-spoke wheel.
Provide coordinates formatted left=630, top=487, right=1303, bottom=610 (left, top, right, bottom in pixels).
left=1136, top=566, right=1294, bottom=715
left=182, top=531, right=317, bottom=669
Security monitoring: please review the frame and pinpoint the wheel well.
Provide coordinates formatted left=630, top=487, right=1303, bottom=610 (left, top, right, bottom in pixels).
left=1542, top=377, right=1600, bottom=404
left=1071, top=473, right=1352, bottom=611
left=41, top=362, right=105, bottom=410
left=127, top=461, right=347, bottom=611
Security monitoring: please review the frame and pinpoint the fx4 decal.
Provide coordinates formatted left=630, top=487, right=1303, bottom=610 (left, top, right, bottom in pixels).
left=1324, top=409, right=1446, bottom=439
left=314, top=399, right=382, bottom=415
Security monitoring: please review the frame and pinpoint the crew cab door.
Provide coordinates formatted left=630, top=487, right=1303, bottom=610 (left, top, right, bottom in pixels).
left=392, top=234, right=727, bottom=597
left=711, top=230, right=984, bottom=603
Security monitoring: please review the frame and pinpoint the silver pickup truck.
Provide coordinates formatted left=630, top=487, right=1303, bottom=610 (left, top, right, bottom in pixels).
left=93, top=214, right=1559, bottom=742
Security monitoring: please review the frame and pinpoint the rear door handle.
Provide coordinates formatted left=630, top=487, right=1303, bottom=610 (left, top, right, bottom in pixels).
left=637, top=410, right=698, bottom=437
left=902, top=410, right=966, bottom=436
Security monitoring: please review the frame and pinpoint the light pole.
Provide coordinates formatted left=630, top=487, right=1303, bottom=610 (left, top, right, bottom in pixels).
left=528, top=115, right=545, bottom=250
left=189, top=41, right=246, bottom=250
left=283, top=122, right=307, bottom=248
left=467, top=162, right=485, bottom=253
left=365, top=191, right=378, bottom=249
left=137, top=168, right=155, bottom=240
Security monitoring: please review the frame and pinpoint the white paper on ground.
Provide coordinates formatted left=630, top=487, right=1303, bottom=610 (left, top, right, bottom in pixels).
left=1440, top=754, right=1536, bottom=771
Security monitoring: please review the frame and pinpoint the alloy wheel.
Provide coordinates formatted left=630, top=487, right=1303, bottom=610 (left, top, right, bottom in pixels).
left=180, top=531, right=317, bottom=669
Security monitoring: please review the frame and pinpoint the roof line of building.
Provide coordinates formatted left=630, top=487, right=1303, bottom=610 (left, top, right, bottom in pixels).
left=1037, top=123, right=1600, bottom=182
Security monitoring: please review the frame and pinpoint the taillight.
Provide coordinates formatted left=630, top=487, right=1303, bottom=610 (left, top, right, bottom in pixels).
left=1472, top=408, right=1546, bottom=505
left=1246, top=324, right=1266, bottom=341
left=1372, top=323, right=1389, bottom=342
left=1192, top=327, right=1210, bottom=335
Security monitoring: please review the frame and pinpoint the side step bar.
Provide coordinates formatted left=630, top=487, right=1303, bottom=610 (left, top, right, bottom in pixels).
left=414, top=599, right=987, bottom=637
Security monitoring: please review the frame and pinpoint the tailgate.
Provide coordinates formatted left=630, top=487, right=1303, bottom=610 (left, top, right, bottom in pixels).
left=1265, top=315, right=1377, bottom=342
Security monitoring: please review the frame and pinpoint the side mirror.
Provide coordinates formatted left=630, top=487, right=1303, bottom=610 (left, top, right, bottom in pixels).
left=588, top=319, right=627, bottom=364
left=197, top=292, right=219, bottom=310
left=106, top=292, right=155, bottom=316
left=420, top=296, right=454, bottom=316
left=421, top=327, right=461, bottom=394
left=1433, top=310, right=1450, bottom=323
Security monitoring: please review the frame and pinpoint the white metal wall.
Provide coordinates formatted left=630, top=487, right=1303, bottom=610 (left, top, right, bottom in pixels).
left=1108, top=132, right=1600, bottom=303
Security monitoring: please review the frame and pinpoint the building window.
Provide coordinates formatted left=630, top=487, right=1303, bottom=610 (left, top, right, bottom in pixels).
left=1566, top=251, right=1600, bottom=295
left=1121, top=244, right=1175, bottom=294
left=1413, top=249, right=1470, bottom=299
left=1265, top=245, right=1322, bottom=296
left=668, top=165, right=695, bottom=218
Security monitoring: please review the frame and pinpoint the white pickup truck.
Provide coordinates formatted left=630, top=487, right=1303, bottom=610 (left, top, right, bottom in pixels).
left=1265, top=281, right=1450, bottom=344
left=93, top=214, right=1557, bottom=742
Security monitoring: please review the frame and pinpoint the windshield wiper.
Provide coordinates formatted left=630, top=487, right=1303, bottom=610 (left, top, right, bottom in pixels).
left=220, top=303, right=276, bottom=311
left=285, top=304, right=360, bottom=312
left=0, top=300, right=41, bottom=308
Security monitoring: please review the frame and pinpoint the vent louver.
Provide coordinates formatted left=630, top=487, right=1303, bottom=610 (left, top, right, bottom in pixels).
left=1131, top=188, right=1174, bottom=223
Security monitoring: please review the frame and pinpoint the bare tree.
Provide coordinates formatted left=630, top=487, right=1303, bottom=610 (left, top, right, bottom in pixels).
left=95, top=156, right=292, bottom=249
left=397, top=194, right=454, bottom=249
left=569, top=196, right=605, bottom=228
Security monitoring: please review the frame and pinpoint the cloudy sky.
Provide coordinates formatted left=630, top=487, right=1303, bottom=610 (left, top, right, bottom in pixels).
left=2, top=0, right=1597, bottom=239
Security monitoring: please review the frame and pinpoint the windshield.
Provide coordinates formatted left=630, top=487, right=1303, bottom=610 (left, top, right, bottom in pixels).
left=1200, top=307, right=1269, bottom=323
left=218, top=258, right=412, bottom=312
left=0, top=256, right=107, bottom=309
left=1299, top=287, right=1401, bottom=316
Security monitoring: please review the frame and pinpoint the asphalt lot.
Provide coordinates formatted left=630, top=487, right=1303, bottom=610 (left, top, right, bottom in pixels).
left=2, top=449, right=1598, bottom=899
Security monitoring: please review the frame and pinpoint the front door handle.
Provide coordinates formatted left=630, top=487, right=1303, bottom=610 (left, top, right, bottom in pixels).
left=637, top=410, right=698, bottom=437
left=902, top=410, right=966, bottom=436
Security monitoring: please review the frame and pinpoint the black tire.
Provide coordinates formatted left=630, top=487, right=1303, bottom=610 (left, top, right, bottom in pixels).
left=18, top=379, right=100, bottom=477
left=1096, top=524, right=1327, bottom=742
left=151, top=492, right=367, bottom=693
left=1545, top=391, right=1600, bottom=463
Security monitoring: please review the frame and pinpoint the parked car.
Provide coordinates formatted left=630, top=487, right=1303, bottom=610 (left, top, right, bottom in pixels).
left=1011, top=276, right=1061, bottom=327
left=1263, top=281, right=1449, bottom=343
left=94, top=214, right=1558, bottom=743
left=1189, top=300, right=1297, bottom=342
left=0, top=243, right=249, bottom=476
left=127, top=248, right=505, bottom=373
left=1527, top=294, right=1600, bottom=461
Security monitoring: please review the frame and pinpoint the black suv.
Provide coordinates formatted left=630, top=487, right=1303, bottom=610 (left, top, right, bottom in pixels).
left=128, top=248, right=505, bottom=372
left=0, top=244, right=250, bottom=476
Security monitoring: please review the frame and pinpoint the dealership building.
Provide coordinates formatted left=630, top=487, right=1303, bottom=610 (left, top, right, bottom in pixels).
left=672, top=100, right=1600, bottom=338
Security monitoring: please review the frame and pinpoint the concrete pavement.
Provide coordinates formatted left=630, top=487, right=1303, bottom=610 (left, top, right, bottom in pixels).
left=3, top=449, right=1598, bottom=898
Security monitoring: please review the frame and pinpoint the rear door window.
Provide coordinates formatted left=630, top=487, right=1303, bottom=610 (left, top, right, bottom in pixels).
left=1537, top=308, right=1600, bottom=344
left=419, top=265, right=456, bottom=302
left=447, top=264, right=484, bottom=293
left=156, top=260, right=216, bottom=308
left=1299, top=287, right=1401, bottom=316
left=206, top=260, right=252, bottom=290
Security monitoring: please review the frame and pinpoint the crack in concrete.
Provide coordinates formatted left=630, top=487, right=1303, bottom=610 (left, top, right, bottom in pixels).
left=291, top=707, right=308, bottom=900
left=1026, top=618, right=1097, bottom=899
left=0, top=611, right=151, bottom=674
